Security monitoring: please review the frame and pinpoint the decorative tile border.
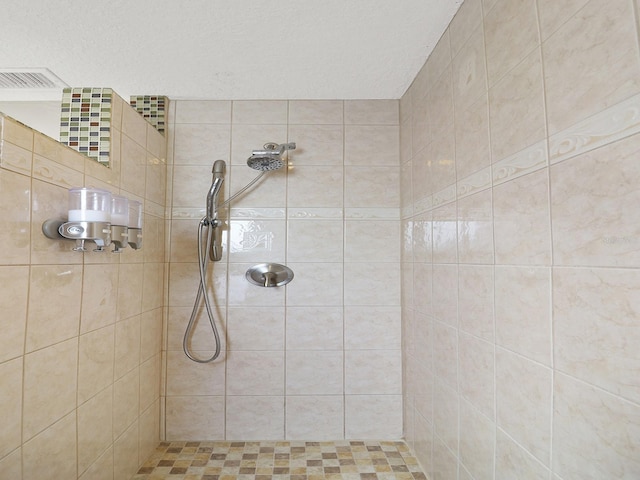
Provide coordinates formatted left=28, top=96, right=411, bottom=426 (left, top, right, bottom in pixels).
left=492, top=140, right=548, bottom=186
left=60, top=87, right=112, bottom=164
left=549, top=93, right=640, bottom=165
left=130, top=95, right=167, bottom=135
left=432, top=184, right=457, bottom=207
left=456, top=166, right=492, bottom=199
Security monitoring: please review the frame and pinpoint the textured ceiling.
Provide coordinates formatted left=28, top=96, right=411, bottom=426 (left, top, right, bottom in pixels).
left=0, top=0, right=463, bottom=100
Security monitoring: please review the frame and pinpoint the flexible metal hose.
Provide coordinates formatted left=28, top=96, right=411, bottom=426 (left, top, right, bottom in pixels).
left=182, top=219, right=222, bottom=363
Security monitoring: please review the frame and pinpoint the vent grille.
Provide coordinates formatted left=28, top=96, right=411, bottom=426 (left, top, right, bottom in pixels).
left=0, top=68, right=67, bottom=89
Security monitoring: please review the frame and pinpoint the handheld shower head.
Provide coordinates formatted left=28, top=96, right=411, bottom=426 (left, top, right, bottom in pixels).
left=247, top=142, right=296, bottom=171
left=212, top=159, right=226, bottom=177
left=206, top=160, right=226, bottom=221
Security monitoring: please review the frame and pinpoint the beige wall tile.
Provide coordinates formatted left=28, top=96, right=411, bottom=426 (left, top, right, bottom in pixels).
left=344, top=395, right=403, bottom=438
left=228, top=219, right=286, bottom=263
left=0, top=169, right=31, bottom=265
left=345, top=350, right=401, bottom=395
left=449, top=0, right=483, bottom=55
left=0, top=266, right=28, bottom=362
left=25, top=265, right=82, bottom=352
left=173, top=124, right=231, bottom=166
left=0, top=358, right=22, bottom=459
left=495, top=266, right=552, bottom=365
left=80, top=264, right=118, bottom=334
left=459, top=333, right=494, bottom=419
left=496, top=348, right=552, bottom=466
left=33, top=153, right=84, bottom=189
left=288, top=165, right=343, bottom=208
left=117, top=263, right=144, bottom=320
left=543, top=0, right=640, bottom=134
left=120, top=134, right=147, bottom=195
left=553, top=373, right=640, bottom=479
left=344, top=262, right=400, bottom=306
left=458, top=265, right=494, bottom=341
left=427, top=67, right=455, bottom=138
left=432, top=202, right=458, bottom=263
left=344, top=306, right=401, bottom=350
left=489, top=48, right=546, bottom=162
left=226, top=351, right=284, bottom=395
left=112, top=368, right=139, bottom=440
left=0, top=448, right=21, bottom=479
left=78, top=386, right=113, bottom=475
left=493, top=170, right=551, bottom=265
left=288, top=100, right=343, bottom=125
left=433, top=321, right=458, bottom=390
left=285, top=262, right=342, bottom=306
left=551, top=134, right=640, bottom=267
left=286, top=306, right=343, bottom=350
left=114, top=315, right=141, bottom=379
left=288, top=351, right=344, bottom=394
left=79, top=446, right=113, bottom=480
left=166, top=350, right=225, bottom=396
left=232, top=100, right=288, bottom=125
left=175, top=100, right=231, bottom=124
left=113, top=420, right=139, bottom=480
left=285, top=395, right=344, bottom=440
left=433, top=380, right=459, bottom=455
left=554, top=267, right=640, bottom=404
left=457, top=188, right=494, bottom=264
left=139, top=355, right=161, bottom=412
left=345, top=125, right=399, bottom=166
left=344, top=100, right=398, bottom=125
left=23, top=412, right=76, bottom=480
left=484, top=0, right=540, bottom=86
left=23, top=338, right=77, bottom=441
left=140, top=309, right=163, bottom=362
left=166, top=395, right=225, bottom=440
left=77, top=325, right=115, bottom=405
left=287, top=124, right=343, bottom=166
left=226, top=396, right=284, bottom=440
left=455, top=94, right=491, bottom=179
left=459, top=399, right=495, bottom=480
left=452, top=25, right=487, bottom=115
left=496, top=429, right=551, bottom=480
left=432, top=264, right=458, bottom=327
left=536, top=0, right=590, bottom=40
left=226, top=306, right=284, bottom=351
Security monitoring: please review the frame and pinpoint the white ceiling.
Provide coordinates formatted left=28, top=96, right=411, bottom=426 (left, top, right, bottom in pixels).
left=0, top=0, right=463, bottom=101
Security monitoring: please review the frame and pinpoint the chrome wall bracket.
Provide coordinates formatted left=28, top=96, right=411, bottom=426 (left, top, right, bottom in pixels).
left=43, top=219, right=144, bottom=252
left=42, top=218, right=112, bottom=252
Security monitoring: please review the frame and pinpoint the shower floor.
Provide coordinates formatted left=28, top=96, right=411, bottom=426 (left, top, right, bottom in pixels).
left=132, top=440, right=427, bottom=479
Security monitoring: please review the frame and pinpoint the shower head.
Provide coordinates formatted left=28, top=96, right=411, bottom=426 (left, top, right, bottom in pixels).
left=247, top=142, right=296, bottom=171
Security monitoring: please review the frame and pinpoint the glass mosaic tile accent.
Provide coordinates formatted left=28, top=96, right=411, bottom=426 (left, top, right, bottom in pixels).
left=60, top=87, right=112, bottom=164
left=132, top=440, right=427, bottom=480
left=130, top=95, right=167, bottom=135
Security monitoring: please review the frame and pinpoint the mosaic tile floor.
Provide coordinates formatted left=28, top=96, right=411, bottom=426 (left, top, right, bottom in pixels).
left=132, top=440, right=427, bottom=480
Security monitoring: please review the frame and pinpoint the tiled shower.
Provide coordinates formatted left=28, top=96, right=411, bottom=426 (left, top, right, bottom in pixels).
left=1, top=0, right=639, bottom=479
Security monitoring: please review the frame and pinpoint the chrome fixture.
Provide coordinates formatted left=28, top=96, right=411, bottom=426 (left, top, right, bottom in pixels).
left=247, top=142, right=296, bottom=172
left=41, top=187, right=143, bottom=253
left=183, top=141, right=296, bottom=364
left=246, top=263, right=294, bottom=287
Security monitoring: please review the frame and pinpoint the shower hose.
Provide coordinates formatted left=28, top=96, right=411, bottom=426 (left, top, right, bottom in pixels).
left=182, top=171, right=267, bottom=363
left=182, top=218, right=222, bottom=363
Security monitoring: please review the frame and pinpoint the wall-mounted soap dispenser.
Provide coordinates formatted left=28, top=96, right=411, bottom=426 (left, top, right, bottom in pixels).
left=42, top=187, right=144, bottom=253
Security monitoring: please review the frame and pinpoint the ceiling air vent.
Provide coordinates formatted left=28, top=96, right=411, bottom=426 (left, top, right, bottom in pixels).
left=0, top=68, right=68, bottom=89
